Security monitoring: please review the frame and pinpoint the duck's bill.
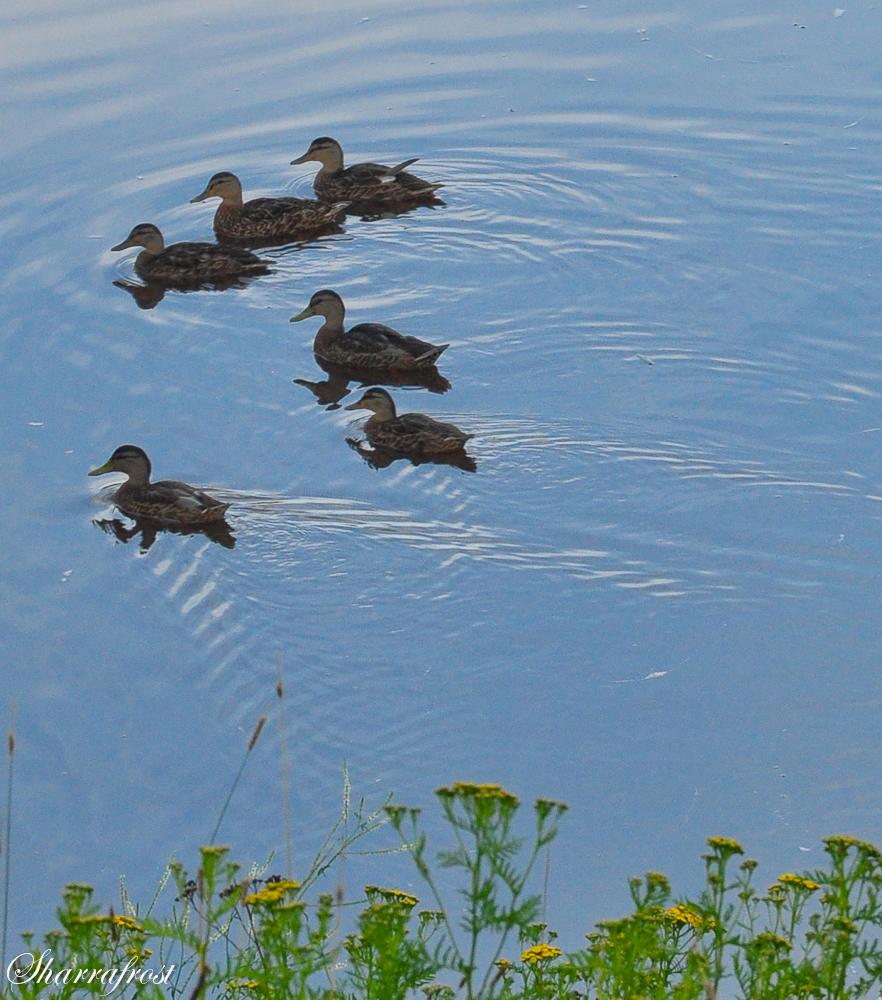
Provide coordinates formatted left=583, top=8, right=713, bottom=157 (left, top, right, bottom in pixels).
left=88, top=460, right=113, bottom=476
left=289, top=307, right=314, bottom=323
left=110, top=238, right=133, bottom=251
left=344, top=400, right=367, bottom=411
left=190, top=188, right=212, bottom=203
left=289, top=151, right=311, bottom=165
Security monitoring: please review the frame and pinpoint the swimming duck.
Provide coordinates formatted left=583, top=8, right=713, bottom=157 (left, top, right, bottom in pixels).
left=190, top=172, right=347, bottom=244
left=290, top=137, right=444, bottom=206
left=111, top=223, right=270, bottom=284
left=290, top=289, right=449, bottom=370
left=89, top=445, right=230, bottom=524
left=345, top=388, right=472, bottom=454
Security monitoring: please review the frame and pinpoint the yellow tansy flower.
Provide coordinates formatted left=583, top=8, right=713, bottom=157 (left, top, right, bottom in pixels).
left=244, top=878, right=300, bottom=907
left=521, top=943, right=562, bottom=964
left=778, top=873, right=820, bottom=891
left=266, top=878, right=300, bottom=892
left=365, top=886, right=418, bottom=906
left=437, top=783, right=520, bottom=807
left=245, top=887, right=284, bottom=906
left=666, top=905, right=701, bottom=928
left=706, top=837, right=745, bottom=854
left=111, top=915, right=143, bottom=931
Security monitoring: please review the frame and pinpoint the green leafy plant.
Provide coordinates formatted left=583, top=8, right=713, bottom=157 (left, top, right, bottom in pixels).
left=384, top=783, right=568, bottom=999
left=5, top=784, right=882, bottom=999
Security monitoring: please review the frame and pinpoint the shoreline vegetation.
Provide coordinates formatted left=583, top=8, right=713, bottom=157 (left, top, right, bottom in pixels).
left=3, top=715, right=882, bottom=999
left=3, top=777, right=882, bottom=999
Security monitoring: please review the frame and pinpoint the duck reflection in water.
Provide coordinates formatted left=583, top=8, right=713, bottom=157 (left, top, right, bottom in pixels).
left=344, top=387, right=476, bottom=472
left=290, top=289, right=451, bottom=406
left=113, top=275, right=264, bottom=310
left=294, top=356, right=451, bottom=408
left=110, top=223, right=270, bottom=308
left=93, top=515, right=235, bottom=552
left=89, top=445, right=234, bottom=549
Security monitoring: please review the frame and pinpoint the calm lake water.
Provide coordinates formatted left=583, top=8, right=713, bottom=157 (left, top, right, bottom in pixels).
left=2, top=0, right=882, bottom=943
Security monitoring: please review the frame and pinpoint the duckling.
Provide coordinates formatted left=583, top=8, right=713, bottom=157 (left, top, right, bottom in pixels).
left=111, top=223, right=270, bottom=284
left=290, top=289, right=449, bottom=370
left=89, top=445, right=230, bottom=524
left=345, top=388, right=472, bottom=454
left=190, top=171, right=347, bottom=245
left=290, top=137, right=444, bottom=207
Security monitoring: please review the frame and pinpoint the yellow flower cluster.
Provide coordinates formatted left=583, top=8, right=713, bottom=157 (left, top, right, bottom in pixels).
left=824, top=836, right=882, bottom=860
left=112, top=915, right=144, bottom=932
left=244, top=879, right=300, bottom=906
left=666, top=905, right=703, bottom=928
left=437, top=783, right=520, bottom=807
left=124, top=946, right=153, bottom=961
left=365, top=885, right=419, bottom=906
left=226, top=980, right=260, bottom=990
left=200, top=845, right=229, bottom=858
left=706, top=837, right=745, bottom=854
left=777, top=873, right=820, bottom=891
left=521, top=944, right=562, bottom=964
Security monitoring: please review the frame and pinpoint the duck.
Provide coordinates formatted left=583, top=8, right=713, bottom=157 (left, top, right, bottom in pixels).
left=111, top=223, right=270, bottom=284
left=88, top=445, right=230, bottom=524
left=290, top=289, right=449, bottom=370
left=344, top=388, right=472, bottom=454
left=190, top=172, right=347, bottom=245
left=290, top=137, right=444, bottom=207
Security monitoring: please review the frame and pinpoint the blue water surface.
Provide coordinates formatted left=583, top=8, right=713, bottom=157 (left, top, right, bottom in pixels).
left=1, top=0, right=882, bottom=944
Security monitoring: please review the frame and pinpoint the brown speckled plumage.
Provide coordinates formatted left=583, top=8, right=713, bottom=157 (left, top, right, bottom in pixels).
left=291, top=137, right=444, bottom=208
left=111, top=223, right=270, bottom=284
left=191, top=171, right=347, bottom=245
left=89, top=445, right=230, bottom=524
left=290, top=289, right=449, bottom=370
left=345, top=388, right=471, bottom=454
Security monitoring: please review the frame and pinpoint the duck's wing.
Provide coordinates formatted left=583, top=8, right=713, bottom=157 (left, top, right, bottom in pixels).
left=342, top=323, right=449, bottom=362
left=123, top=480, right=230, bottom=522
left=345, top=158, right=420, bottom=181
left=158, top=242, right=269, bottom=274
left=398, top=413, right=471, bottom=441
left=352, top=161, right=442, bottom=194
left=243, top=196, right=342, bottom=222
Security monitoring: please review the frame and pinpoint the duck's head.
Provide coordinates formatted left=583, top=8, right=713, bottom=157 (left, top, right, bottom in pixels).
left=344, top=387, right=397, bottom=419
left=111, top=223, right=165, bottom=255
left=290, top=289, right=345, bottom=324
left=190, top=171, right=243, bottom=204
left=89, top=444, right=152, bottom=484
left=290, top=137, right=344, bottom=170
